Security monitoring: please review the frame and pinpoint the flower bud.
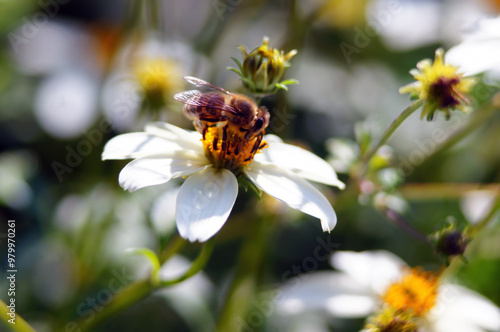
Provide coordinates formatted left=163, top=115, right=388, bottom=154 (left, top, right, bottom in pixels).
left=229, top=37, right=298, bottom=95
left=432, top=227, right=469, bottom=258
left=399, top=48, right=476, bottom=121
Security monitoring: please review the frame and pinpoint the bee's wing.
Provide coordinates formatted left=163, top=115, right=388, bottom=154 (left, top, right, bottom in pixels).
left=173, top=90, right=239, bottom=115
left=183, top=76, right=231, bottom=95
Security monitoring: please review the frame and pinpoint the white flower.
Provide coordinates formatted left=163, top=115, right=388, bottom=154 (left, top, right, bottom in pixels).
left=460, top=189, right=497, bottom=224
left=446, top=17, right=500, bottom=77
left=276, top=250, right=500, bottom=332
left=102, top=121, right=344, bottom=242
left=101, top=37, right=206, bottom=132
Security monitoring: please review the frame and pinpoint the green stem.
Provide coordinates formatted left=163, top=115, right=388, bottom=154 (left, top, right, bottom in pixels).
left=381, top=208, right=429, bottom=244
left=76, top=279, right=155, bottom=332
left=361, top=99, right=423, bottom=170
left=419, top=103, right=497, bottom=165
left=160, top=239, right=214, bottom=287
left=73, top=239, right=211, bottom=332
left=0, top=300, right=36, bottom=332
left=216, top=217, right=269, bottom=332
left=159, top=234, right=186, bottom=264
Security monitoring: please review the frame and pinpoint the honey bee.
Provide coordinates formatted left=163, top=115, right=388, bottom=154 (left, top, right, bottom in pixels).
left=174, top=76, right=270, bottom=142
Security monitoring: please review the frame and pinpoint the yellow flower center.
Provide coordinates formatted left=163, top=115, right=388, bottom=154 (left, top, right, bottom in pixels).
left=382, top=268, right=438, bottom=316
left=133, top=58, right=182, bottom=97
left=201, top=124, right=268, bottom=172
left=399, top=48, right=476, bottom=120
left=414, top=58, right=469, bottom=109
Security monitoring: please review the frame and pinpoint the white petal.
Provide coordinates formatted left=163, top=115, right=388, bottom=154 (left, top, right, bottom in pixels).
left=429, top=284, right=500, bottom=332
left=276, top=271, right=375, bottom=317
left=460, top=190, right=496, bottom=224
left=330, top=250, right=407, bottom=294
left=102, top=131, right=204, bottom=161
left=254, top=141, right=345, bottom=188
left=246, top=164, right=337, bottom=232
left=176, top=168, right=238, bottom=242
left=446, top=40, right=500, bottom=76
left=119, top=156, right=209, bottom=192
left=145, top=122, right=203, bottom=150
left=263, top=134, right=284, bottom=143
left=102, top=122, right=204, bottom=160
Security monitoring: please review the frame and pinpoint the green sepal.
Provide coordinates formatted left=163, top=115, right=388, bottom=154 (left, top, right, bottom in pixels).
left=227, top=66, right=242, bottom=76
left=280, top=79, right=299, bottom=86
left=238, top=176, right=262, bottom=200
left=275, top=83, right=288, bottom=91
left=231, top=57, right=243, bottom=71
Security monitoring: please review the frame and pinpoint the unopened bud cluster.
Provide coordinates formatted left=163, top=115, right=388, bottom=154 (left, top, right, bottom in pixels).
left=229, top=37, right=298, bottom=96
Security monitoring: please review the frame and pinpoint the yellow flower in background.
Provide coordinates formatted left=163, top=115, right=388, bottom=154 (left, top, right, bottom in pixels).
left=382, top=268, right=438, bottom=316
left=132, top=56, right=183, bottom=110
left=316, top=0, right=371, bottom=29
left=400, top=48, right=476, bottom=121
left=277, top=250, right=500, bottom=332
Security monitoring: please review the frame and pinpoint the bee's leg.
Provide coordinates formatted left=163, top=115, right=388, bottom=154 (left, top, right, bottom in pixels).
left=250, top=133, right=263, bottom=154
left=239, top=127, right=250, bottom=140
left=202, top=126, right=208, bottom=140
left=212, top=136, right=219, bottom=151
left=221, top=124, right=228, bottom=155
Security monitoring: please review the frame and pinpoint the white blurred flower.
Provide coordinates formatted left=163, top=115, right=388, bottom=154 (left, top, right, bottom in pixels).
left=368, top=0, right=441, bottom=50
left=460, top=189, right=497, bottom=224
left=156, top=255, right=215, bottom=332
left=53, top=184, right=159, bottom=263
left=101, top=37, right=205, bottom=132
left=276, top=250, right=500, bottom=332
left=10, top=20, right=102, bottom=139
left=103, top=121, right=344, bottom=242
left=34, top=69, right=99, bottom=139
left=367, top=0, right=495, bottom=51
left=446, top=16, right=500, bottom=77
left=150, top=184, right=180, bottom=235
left=0, top=150, right=35, bottom=209
left=10, top=20, right=99, bottom=75
left=326, top=138, right=360, bottom=173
